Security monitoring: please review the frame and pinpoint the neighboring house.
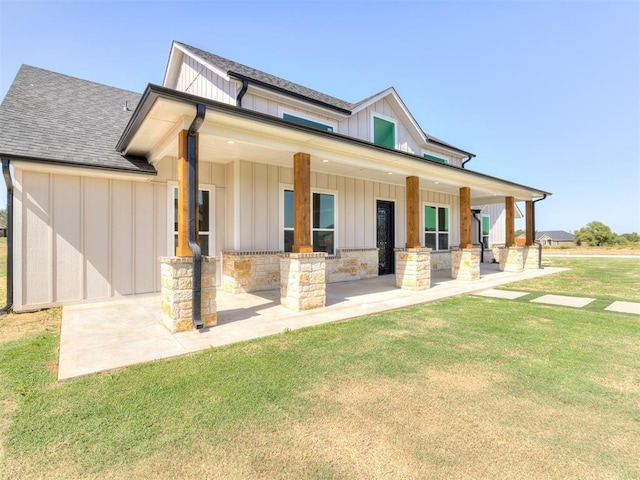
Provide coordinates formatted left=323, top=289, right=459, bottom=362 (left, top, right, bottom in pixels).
left=0, top=41, right=550, bottom=313
left=536, top=230, right=575, bottom=246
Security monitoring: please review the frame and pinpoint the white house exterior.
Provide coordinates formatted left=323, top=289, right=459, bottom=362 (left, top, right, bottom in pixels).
left=0, top=41, right=550, bottom=317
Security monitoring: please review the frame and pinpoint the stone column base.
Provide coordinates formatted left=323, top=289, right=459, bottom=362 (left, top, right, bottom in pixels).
left=523, top=245, right=541, bottom=269
left=451, top=248, right=481, bottom=281
left=395, top=248, right=431, bottom=290
left=499, top=247, right=524, bottom=272
left=160, top=256, right=217, bottom=332
left=280, top=252, right=327, bottom=311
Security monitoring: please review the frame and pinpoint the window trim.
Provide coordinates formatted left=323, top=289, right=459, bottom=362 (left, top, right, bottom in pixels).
left=422, top=202, right=450, bottom=251
left=278, top=107, right=337, bottom=132
left=421, top=150, right=448, bottom=164
left=371, top=112, right=398, bottom=149
left=167, top=181, right=215, bottom=257
left=280, top=183, right=338, bottom=254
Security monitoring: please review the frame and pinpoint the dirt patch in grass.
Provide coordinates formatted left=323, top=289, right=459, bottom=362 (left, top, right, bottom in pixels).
left=0, top=308, right=61, bottom=343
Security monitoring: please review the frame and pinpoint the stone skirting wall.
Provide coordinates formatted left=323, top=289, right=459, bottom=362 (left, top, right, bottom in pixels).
left=395, top=248, right=432, bottom=290
left=451, top=248, right=481, bottom=281
left=222, top=251, right=281, bottom=294
left=430, top=251, right=452, bottom=270
left=326, top=248, right=379, bottom=283
left=280, top=252, right=327, bottom=311
left=160, top=256, right=217, bottom=332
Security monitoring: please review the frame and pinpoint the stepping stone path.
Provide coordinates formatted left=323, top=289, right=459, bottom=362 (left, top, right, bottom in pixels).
left=473, top=289, right=640, bottom=315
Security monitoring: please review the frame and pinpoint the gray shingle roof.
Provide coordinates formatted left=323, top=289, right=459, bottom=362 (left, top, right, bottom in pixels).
left=176, top=41, right=355, bottom=112
left=536, top=230, right=575, bottom=241
left=0, top=65, right=155, bottom=174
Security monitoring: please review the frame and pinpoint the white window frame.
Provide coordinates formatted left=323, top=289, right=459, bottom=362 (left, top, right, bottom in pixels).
left=279, top=183, right=338, bottom=254
left=371, top=112, right=398, bottom=148
left=422, top=202, right=450, bottom=251
left=167, top=181, right=215, bottom=257
left=278, top=107, right=337, bottom=132
left=481, top=214, right=490, bottom=247
left=421, top=150, right=448, bottom=164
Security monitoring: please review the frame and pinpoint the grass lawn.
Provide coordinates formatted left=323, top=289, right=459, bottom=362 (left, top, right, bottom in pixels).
left=1, top=255, right=639, bottom=478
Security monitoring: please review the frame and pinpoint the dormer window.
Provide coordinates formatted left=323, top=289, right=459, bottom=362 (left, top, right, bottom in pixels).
left=372, top=114, right=396, bottom=148
left=280, top=108, right=335, bottom=132
left=423, top=152, right=447, bottom=164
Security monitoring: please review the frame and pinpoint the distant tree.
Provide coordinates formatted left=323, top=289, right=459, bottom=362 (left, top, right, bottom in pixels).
left=574, top=221, right=617, bottom=246
left=514, top=229, right=525, bottom=237
left=0, top=208, right=6, bottom=228
left=620, top=232, right=640, bottom=243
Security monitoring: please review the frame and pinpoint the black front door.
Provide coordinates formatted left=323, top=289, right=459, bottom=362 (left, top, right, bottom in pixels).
left=376, top=200, right=395, bottom=275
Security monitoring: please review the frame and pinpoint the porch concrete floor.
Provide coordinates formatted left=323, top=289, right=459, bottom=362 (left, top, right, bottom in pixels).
left=58, top=264, right=565, bottom=380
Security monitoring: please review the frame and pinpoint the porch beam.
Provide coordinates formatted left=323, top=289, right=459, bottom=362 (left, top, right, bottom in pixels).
left=292, top=152, right=313, bottom=253
left=505, top=196, right=516, bottom=246
left=525, top=200, right=534, bottom=246
left=176, top=130, right=191, bottom=257
left=405, top=176, right=421, bottom=248
left=459, top=187, right=473, bottom=248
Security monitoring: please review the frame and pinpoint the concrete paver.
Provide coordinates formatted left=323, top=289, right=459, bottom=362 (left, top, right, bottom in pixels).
left=530, top=294, right=595, bottom=308
left=605, top=301, right=640, bottom=315
left=58, top=265, right=566, bottom=380
left=473, top=289, right=530, bottom=300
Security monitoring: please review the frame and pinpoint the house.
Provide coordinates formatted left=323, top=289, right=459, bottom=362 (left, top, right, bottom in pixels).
left=536, top=230, right=575, bottom=246
left=0, top=41, right=550, bottom=329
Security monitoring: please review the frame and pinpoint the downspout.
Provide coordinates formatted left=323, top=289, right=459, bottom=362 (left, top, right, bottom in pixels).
left=188, top=104, right=206, bottom=329
left=471, top=209, right=484, bottom=263
left=1, top=159, right=13, bottom=314
left=532, top=194, right=548, bottom=268
left=461, top=154, right=475, bottom=168
left=236, top=79, right=249, bottom=107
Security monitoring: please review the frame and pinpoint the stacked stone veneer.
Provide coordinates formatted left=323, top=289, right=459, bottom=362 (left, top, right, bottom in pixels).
left=222, top=251, right=281, bottom=294
left=430, top=251, right=452, bottom=270
left=160, top=256, right=217, bottom=332
left=395, top=248, right=432, bottom=290
left=523, top=245, right=540, bottom=269
left=280, top=252, right=327, bottom=311
left=326, top=248, right=378, bottom=283
left=451, top=248, right=481, bottom=281
left=499, top=247, right=524, bottom=273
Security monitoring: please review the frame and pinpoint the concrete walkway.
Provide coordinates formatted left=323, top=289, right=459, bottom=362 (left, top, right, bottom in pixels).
left=59, top=265, right=565, bottom=380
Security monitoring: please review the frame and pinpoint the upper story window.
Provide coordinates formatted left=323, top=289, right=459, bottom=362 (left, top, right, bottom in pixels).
left=372, top=114, right=396, bottom=148
left=422, top=152, right=447, bottom=164
left=280, top=108, right=336, bottom=132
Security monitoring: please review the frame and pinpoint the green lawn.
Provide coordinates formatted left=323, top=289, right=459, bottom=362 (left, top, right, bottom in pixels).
left=1, top=258, right=639, bottom=479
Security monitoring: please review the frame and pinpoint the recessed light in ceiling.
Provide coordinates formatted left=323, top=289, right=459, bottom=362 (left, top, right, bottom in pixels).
left=322, top=159, right=329, bottom=163
left=226, top=140, right=235, bottom=145
left=434, top=181, right=440, bottom=184
left=387, top=172, right=393, bottom=175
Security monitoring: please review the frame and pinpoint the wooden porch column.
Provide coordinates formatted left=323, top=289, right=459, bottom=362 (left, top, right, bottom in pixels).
left=406, top=176, right=421, bottom=248
left=459, top=187, right=472, bottom=248
left=176, top=129, right=199, bottom=257
left=292, top=152, right=313, bottom=253
left=505, top=196, right=516, bottom=247
left=525, top=200, right=534, bottom=246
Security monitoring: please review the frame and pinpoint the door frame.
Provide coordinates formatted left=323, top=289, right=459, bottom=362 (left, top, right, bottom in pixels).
left=376, top=199, right=395, bottom=275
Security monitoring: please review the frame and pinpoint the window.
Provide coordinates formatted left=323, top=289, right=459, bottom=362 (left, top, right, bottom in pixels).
left=283, top=189, right=335, bottom=254
left=282, top=113, right=334, bottom=132
left=423, top=152, right=447, bottom=164
left=373, top=115, right=396, bottom=148
left=172, top=186, right=212, bottom=256
left=481, top=215, right=490, bottom=247
left=424, top=205, right=449, bottom=251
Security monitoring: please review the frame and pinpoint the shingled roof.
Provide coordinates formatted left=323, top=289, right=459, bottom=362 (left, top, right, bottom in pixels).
left=175, top=42, right=355, bottom=113
left=0, top=65, right=155, bottom=174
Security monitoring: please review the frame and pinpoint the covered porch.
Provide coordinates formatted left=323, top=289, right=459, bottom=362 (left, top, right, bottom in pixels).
left=58, top=263, right=564, bottom=380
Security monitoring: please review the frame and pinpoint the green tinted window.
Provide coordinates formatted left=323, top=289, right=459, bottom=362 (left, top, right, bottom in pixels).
left=423, top=153, right=447, bottom=164
left=425, top=206, right=437, bottom=231
left=284, top=190, right=294, bottom=229
left=283, top=113, right=333, bottom=132
left=373, top=116, right=395, bottom=148
left=482, top=216, right=490, bottom=236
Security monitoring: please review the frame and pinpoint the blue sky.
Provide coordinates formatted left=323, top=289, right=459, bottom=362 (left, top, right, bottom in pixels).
left=1, top=0, right=638, bottom=234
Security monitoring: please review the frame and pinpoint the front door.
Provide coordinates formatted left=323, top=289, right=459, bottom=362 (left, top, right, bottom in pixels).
left=376, top=200, right=395, bottom=275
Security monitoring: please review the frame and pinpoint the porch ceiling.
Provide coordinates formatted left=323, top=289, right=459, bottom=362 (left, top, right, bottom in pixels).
left=122, top=90, right=549, bottom=203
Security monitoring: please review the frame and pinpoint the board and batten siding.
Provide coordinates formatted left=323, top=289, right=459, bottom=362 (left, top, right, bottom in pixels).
left=13, top=169, right=168, bottom=311
left=232, top=159, right=461, bottom=252
left=174, top=55, right=236, bottom=105
left=482, top=203, right=508, bottom=246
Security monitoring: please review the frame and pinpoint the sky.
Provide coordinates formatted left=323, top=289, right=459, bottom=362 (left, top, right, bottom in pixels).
left=0, top=0, right=638, bottom=234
